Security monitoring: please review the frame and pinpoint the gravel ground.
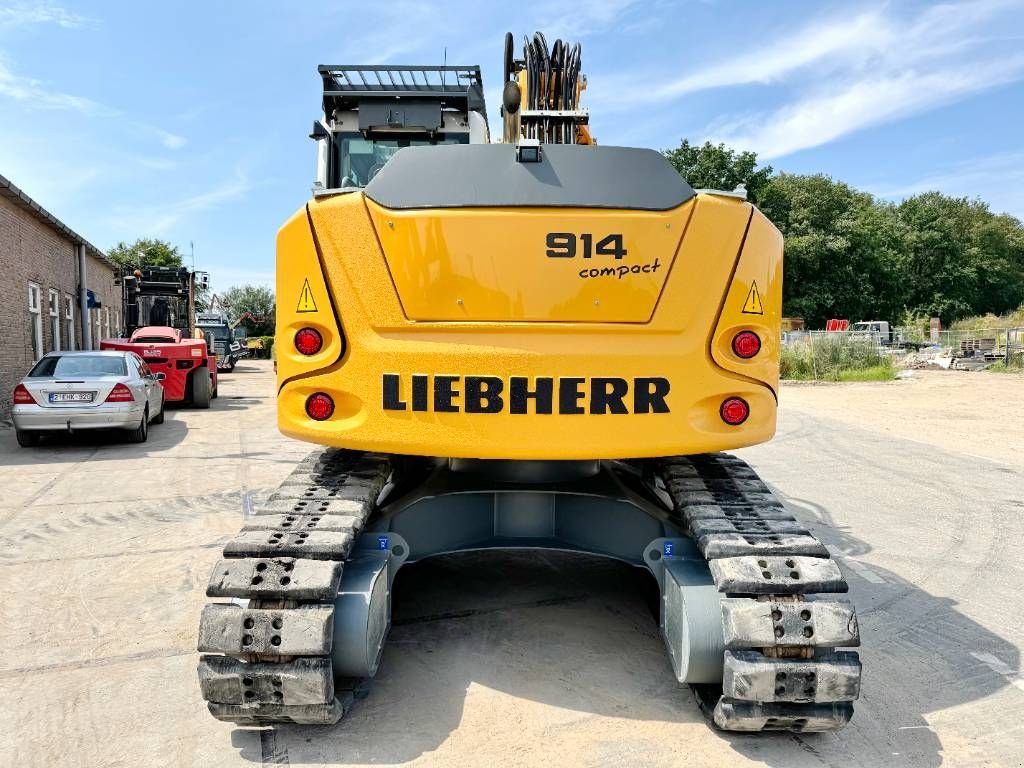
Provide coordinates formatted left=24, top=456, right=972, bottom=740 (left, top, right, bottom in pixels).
left=1, top=362, right=1021, bottom=767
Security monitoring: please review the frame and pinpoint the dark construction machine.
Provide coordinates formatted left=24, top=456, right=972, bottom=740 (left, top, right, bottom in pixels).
left=101, top=266, right=218, bottom=407
left=196, top=309, right=247, bottom=373
left=197, top=32, right=862, bottom=734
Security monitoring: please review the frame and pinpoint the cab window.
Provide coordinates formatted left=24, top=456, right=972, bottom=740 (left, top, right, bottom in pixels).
left=331, top=132, right=469, bottom=188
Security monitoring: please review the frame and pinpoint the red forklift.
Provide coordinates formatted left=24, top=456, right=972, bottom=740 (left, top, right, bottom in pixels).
left=101, top=266, right=218, bottom=408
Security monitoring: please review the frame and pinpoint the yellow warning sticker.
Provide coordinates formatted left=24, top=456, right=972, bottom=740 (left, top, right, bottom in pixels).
left=742, top=281, right=764, bottom=315
left=296, top=278, right=318, bottom=313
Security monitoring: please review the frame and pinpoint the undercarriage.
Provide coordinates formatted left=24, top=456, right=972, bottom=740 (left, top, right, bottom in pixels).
left=197, top=451, right=861, bottom=732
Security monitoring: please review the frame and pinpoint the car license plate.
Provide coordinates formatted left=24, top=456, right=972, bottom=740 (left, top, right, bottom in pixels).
left=49, top=392, right=94, bottom=403
left=143, top=349, right=161, bottom=357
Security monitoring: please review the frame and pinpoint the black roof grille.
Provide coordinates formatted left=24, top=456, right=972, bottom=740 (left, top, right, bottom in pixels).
left=319, top=65, right=486, bottom=119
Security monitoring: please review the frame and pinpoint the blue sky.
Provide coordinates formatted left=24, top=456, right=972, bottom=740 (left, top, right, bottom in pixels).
left=1, top=0, right=1023, bottom=293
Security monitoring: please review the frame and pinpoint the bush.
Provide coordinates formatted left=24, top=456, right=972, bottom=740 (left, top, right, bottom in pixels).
left=950, top=304, right=1024, bottom=332
left=988, top=356, right=1024, bottom=373
left=896, top=309, right=931, bottom=343
left=781, top=336, right=896, bottom=381
left=260, top=336, right=275, bottom=359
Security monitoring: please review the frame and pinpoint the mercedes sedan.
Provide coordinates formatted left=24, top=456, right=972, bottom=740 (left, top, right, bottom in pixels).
left=12, top=350, right=166, bottom=447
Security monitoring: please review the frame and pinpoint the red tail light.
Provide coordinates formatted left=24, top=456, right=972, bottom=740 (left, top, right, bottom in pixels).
left=732, top=331, right=762, bottom=359
left=13, top=384, right=34, bottom=404
left=104, top=383, right=135, bottom=403
left=294, top=327, right=323, bottom=356
left=720, top=397, right=750, bottom=425
left=305, top=392, right=334, bottom=421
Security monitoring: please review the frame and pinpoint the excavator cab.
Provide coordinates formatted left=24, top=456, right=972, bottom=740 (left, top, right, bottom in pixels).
left=197, top=33, right=862, bottom=735
left=311, top=64, right=489, bottom=192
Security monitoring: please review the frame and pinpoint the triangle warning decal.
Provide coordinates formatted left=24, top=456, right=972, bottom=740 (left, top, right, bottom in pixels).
left=297, top=278, right=318, bottom=313
left=742, top=281, right=764, bottom=315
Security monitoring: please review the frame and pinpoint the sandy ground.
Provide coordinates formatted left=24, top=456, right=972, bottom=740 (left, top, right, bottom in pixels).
left=1, top=362, right=1022, bottom=767
left=781, top=369, right=1024, bottom=469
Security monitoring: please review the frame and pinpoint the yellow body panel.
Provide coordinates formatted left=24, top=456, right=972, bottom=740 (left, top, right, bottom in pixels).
left=276, top=192, right=783, bottom=460
left=365, top=199, right=692, bottom=322
left=712, top=210, right=784, bottom=391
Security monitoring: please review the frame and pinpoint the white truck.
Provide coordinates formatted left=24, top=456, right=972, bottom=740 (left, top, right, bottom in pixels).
left=849, top=320, right=892, bottom=346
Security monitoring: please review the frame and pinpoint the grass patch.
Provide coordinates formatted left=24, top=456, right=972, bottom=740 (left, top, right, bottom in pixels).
left=987, top=358, right=1024, bottom=374
left=781, top=336, right=897, bottom=382
left=836, top=365, right=898, bottom=382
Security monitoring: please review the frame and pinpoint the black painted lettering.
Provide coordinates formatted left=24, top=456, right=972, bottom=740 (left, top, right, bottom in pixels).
left=590, top=377, right=629, bottom=414
left=465, top=376, right=504, bottom=413
left=385, top=373, right=670, bottom=415
left=433, top=375, right=459, bottom=412
left=412, top=374, right=429, bottom=411
left=510, top=377, right=554, bottom=414
left=382, top=374, right=406, bottom=410
left=634, top=377, right=671, bottom=414
left=558, top=377, right=586, bottom=415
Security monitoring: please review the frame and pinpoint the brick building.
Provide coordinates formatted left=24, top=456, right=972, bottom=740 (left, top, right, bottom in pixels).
left=0, top=172, right=121, bottom=416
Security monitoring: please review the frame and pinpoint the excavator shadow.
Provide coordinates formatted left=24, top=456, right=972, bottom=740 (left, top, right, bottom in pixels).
left=230, top=534, right=1018, bottom=766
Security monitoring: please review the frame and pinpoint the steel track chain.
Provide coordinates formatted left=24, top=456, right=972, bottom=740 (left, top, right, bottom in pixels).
left=197, top=448, right=391, bottom=725
left=657, top=453, right=862, bottom=732
left=198, top=449, right=859, bottom=731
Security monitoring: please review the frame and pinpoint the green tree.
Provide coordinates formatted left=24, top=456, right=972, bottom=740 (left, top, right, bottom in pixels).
left=194, top=285, right=212, bottom=313
left=107, top=238, right=183, bottom=270
left=897, top=193, right=1024, bottom=323
left=758, top=173, right=904, bottom=327
left=663, top=137, right=1024, bottom=328
left=663, top=140, right=774, bottom=202
left=221, top=285, right=275, bottom=335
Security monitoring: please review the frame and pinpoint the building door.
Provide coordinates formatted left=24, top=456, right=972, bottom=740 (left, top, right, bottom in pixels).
left=28, top=283, right=43, bottom=361
left=48, top=289, right=61, bottom=352
left=64, top=295, right=76, bottom=350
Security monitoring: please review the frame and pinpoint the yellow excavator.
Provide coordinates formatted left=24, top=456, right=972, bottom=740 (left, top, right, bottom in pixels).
left=197, top=32, right=861, bottom=733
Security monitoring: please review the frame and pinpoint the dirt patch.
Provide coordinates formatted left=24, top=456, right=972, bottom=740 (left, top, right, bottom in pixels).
left=780, top=369, right=1024, bottom=468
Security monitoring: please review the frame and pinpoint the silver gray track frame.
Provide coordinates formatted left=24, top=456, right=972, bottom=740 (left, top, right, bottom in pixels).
left=197, top=451, right=861, bottom=732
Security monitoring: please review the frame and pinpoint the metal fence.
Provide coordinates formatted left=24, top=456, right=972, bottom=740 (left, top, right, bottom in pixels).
left=782, top=326, right=1024, bottom=369
left=931, top=328, right=1024, bottom=361
left=781, top=330, right=891, bottom=349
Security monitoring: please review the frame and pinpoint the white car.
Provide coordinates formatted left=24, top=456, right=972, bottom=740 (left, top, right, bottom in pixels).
left=12, top=350, right=166, bottom=447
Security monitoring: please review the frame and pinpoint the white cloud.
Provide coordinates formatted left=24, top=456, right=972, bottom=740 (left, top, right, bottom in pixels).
left=0, top=136, right=100, bottom=209
left=711, top=55, right=1024, bottom=159
left=330, top=0, right=643, bottom=65
left=206, top=265, right=275, bottom=295
left=594, top=9, right=889, bottom=107
left=0, top=60, right=188, bottom=162
left=107, top=165, right=252, bottom=235
left=326, top=1, right=448, bottom=63
left=535, top=0, right=642, bottom=40
left=156, top=130, right=187, bottom=150
left=590, top=0, right=1024, bottom=157
left=0, top=9, right=181, bottom=157
left=0, top=3, right=88, bottom=29
left=867, top=151, right=1024, bottom=218
left=0, top=56, right=94, bottom=111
